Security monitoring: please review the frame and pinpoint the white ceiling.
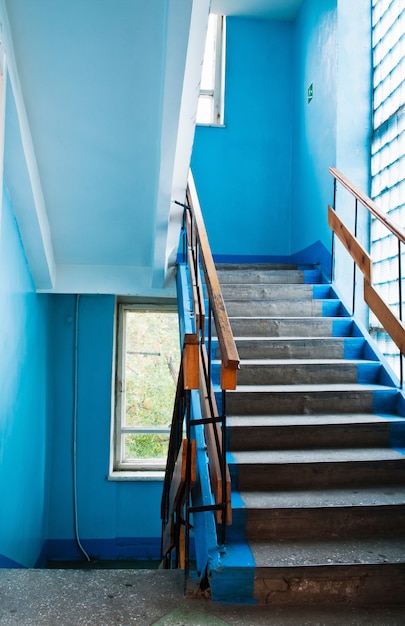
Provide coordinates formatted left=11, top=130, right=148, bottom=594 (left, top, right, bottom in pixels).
left=1, top=0, right=210, bottom=295
left=211, top=0, right=303, bottom=20
left=0, top=0, right=300, bottom=296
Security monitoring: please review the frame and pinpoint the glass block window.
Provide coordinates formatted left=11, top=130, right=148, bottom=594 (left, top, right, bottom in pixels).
left=370, top=0, right=405, bottom=376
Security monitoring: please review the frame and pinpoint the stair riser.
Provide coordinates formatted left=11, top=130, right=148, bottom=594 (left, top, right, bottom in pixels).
left=227, top=390, right=376, bottom=415
left=237, top=363, right=360, bottom=385
left=228, top=318, right=335, bottom=337
left=240, top=506, right=405, bottom=540
left=225, top=300, right=328, bottom=317
left=229, top=460, right=405, bottom=491
left=230, top=339, right=346, bottom=360
left=253, top=564, right=405, bottom=606
left=221, top=284, right=315, bottom=300
left=217, top=270, right=307, bottom=284
left=227, top=424, right=396, bottom=451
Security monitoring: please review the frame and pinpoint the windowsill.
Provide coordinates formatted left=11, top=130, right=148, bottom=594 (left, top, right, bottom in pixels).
left=108, top=470, right=165, bottom=482
left=196, top=123, right=226, bottom=128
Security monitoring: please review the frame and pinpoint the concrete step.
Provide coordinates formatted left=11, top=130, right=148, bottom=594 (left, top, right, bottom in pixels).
left=217, top=268, right=307, bottom=284
left=227, top=316, right=354, bottom=337
left=250, top=538, right=405, bottom=605
left=221, top=283, right=317, bottom=300
left=227, top=414, right=405, bottom=450
left=216, top=264, right=324, bottom=285
left=235, top=359, right=381, bottom=385
left=227, top=336, right=367, bottom=360
left=226, top=383, right=398, bottom=416
left=227, top=447, right=405, bottom=490
left=217, top=263, right=300, bottom=270
left=232, top=486, right=405, bottom=539
left=221, top=283, right=335, bottom=300
left=224, top=298, right=344, bottom=317
left=205, top=264, right=405, bottom=605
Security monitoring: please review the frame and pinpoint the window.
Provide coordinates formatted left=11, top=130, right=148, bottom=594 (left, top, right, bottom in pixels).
left=370, top=0, right=405, bottom=375
left=196, top=14, right=226, bottom=125
left=113, top=304, right=180, bottom=474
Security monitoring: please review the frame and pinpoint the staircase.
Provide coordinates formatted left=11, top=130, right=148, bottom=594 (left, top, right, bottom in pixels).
left=207, top=263, right=405, bottom=605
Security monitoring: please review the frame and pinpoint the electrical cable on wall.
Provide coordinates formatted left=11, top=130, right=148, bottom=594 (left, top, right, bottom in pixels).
left=73, top=294, right=91, bottom=562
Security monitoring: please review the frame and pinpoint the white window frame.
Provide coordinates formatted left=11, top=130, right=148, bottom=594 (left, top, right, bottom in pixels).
left=197, top=14, right=226, bottom=126
left=110, top=301, right=178, bottom=478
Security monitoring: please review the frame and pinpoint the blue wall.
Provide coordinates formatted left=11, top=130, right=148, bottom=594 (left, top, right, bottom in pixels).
left=191, top=2, right=340, bottom=270
left=191, top=17, right=294, bottom=260
left=0, top=0, right=372, bottom=568
left=0, top=195, right=164, bottom=567
left=291, top=0, right=337, bottom=261
left=46, top=295, right=163, bottom=563
left=0, top=189, right=52, bottom=568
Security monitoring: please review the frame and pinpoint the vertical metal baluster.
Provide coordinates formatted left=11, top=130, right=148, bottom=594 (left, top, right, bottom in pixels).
left=220, top=389, right=227, bottom=546
left=208, top=302, right=212, bottom=385
left=352, top=198, right=359, bottom=316
left=331, top=177, right=337, bottom=281
left=184, top=389, right=191, bottom=592
left=181, top=208, right=186, bottom=263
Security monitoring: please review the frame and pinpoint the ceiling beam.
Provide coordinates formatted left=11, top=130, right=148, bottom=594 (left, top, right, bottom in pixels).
left=0, top=0, right=55, bottom=289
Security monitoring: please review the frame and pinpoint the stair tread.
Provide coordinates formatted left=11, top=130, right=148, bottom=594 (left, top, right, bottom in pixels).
left=229, top=316, right=344, bottom=320
left=224, top=297, right=336, bottom=302
left=248, top=538, right=405, bottom=567
left=233, top=335, right=350, bottom=341
left=229, top=382, right=394, bottom=392
left=228, top=447, right=405, bottom=464
left=216, top=263, right=301, bottom=269
left=237, top=358, right=375, bottom=365
left=234, top=486, right=405, bottom=509
left=227, top=413, right=405, bottom=427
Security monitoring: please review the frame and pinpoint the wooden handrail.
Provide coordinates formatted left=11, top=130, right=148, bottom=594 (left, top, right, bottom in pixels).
left=186, top=171, right=240, bottom=389
left=330, top=167, right=405, bottom=244
left=329, top=168, right=405, bottom=364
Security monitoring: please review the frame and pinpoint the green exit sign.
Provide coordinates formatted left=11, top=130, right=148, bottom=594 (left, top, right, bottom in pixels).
left=308, top=83, right=313, bottom=104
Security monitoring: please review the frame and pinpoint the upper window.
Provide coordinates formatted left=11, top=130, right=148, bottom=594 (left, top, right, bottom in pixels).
left=196, top=14, right=226, bottom=125
left=112, top=303, right=180, bottom=475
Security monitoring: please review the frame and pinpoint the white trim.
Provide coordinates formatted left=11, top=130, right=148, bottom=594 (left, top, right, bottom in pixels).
left=112, top=302, right=179, bottom=473
left=108, top=471, right=164, bottom=482
left=196, top=14, right=226, bottom=126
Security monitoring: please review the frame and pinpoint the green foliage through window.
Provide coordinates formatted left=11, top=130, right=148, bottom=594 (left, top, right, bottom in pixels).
left=118, top=307, right=180, bottom=467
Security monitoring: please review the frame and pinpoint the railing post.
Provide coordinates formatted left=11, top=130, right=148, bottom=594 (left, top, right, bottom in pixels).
left=219, top=389, right=227, bottom=545
left=331, top=177, right=337, bottom=282
left=352, top=198, right=359, bottom=315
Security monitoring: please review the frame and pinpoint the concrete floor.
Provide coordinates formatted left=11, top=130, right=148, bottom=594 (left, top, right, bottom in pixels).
left=1, top=569, right=405, bottom=625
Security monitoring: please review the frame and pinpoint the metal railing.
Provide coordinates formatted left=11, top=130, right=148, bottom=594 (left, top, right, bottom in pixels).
left=329, top=166, right=405, bottom=384
left=160, top=171, right=239, bottom=584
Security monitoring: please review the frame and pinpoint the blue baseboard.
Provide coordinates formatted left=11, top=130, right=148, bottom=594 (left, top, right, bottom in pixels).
left=177, top=240, right=332, bottom=279
left=0, top=554, right=25, bottom=568
left=44, top=537, right=162, bottom=564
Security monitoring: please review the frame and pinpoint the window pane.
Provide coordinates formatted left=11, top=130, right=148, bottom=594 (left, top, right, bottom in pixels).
left=197, top=14, right=225, bottom=125
left=196, top=94, right=214, bottom=125
left=200, top=14, right=218, bottom=90
left=124, top=433, right=170, bottom=461
left=122, top=309, right=179, bottom=463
